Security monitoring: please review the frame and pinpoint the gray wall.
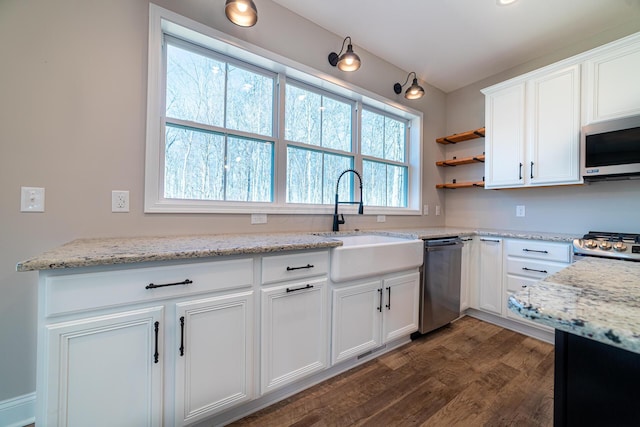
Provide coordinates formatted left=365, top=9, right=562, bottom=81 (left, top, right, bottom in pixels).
left=444, top=22, right=640, bottom=234
left=0, top=0, right=444, bottom=402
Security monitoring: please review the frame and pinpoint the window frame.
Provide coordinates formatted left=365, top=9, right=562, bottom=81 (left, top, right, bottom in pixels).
left=145, top=4, right=423, bottom=215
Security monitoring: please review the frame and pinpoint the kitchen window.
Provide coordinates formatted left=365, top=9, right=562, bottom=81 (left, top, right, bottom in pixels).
left=145, top=5, right=422, bottom=214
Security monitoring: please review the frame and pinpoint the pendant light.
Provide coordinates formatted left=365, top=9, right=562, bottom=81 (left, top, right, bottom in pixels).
left=225, top=0, right=258, bottom=27
left=328, top=36, right=361, bottom=72
left=393, top=72, right=425, bottom=100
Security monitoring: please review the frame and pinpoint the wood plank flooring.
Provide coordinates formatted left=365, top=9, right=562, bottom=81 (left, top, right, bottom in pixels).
left=230, top=316, right=554, bottom=427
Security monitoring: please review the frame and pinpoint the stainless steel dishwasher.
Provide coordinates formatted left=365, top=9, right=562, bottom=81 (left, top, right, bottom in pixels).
left=418, top=237, right=462, bottom=334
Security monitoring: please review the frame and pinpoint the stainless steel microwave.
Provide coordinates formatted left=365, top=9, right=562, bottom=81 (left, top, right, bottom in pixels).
left=581, top=115, right=640, bottom=181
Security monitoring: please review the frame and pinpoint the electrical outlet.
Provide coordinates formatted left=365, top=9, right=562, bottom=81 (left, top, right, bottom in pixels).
left=423, top=204, right=429, bottom=216
left=21, top=187, right=45, bottom=212
left=112, top=190, right=130, bottom=213
left=516, top=205, right=526, bottom=217
left=251, top=213, right=267, bottom=224
left=435, top=205, right=441, bottom=216
left=377, top=215, right=386, bottom=223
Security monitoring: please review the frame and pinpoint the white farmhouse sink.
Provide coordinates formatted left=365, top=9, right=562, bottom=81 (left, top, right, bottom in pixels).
left=329, top=234, right=424, bottom=282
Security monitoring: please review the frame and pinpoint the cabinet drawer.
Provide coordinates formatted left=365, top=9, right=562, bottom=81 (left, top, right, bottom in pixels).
left=504, top=239, right=571, bottom=262
left=505, top=257, right=567, bottom=279
left=261, top=250, right=328, bottom=284
left=506, top=274, right=540, bottom=293
left=44, top=258, right=254, bottom=317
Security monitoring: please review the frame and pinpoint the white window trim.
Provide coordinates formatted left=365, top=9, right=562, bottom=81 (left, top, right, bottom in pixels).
left=145, top=4, right=423, bottom=215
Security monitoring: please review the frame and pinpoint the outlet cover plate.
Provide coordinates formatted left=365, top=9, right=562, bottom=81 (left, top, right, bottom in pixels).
left=251, top=214, right=267, bottom=224
left=516, top=205, right=526, bottom=217
left=112, top=190, right=130, bottom=213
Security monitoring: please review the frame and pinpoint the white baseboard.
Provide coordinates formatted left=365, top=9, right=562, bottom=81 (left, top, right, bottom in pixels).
left=0, top=392, right=35, bottom=427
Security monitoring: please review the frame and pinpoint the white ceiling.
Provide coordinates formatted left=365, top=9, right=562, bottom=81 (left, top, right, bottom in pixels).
left=270, top=0, right=640, bottom=93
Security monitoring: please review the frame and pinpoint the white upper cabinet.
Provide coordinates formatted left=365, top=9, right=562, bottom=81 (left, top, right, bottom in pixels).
left=483, top=64, right=581, bottom=189
left=484, top=82, right=526, bottom=188
left=484, top=31, right=640, bottom=190
left=527, top=64, right=581, bottom=186
left=583, top=33, right=640, bottom=124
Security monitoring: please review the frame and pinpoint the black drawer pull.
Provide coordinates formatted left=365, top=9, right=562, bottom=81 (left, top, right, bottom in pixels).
left=286, top=284, right=314, bottom=293
left=179, top=316, right=185, bottom=357
left=145, top=279, right=192, bottom=290
left=286, top=264, right=314, bottom=271
left=522, top=267, right=548, bottom=274
left=153, top=321, right=160, bottom=364
left=480, top=238, right=500, bottom=243
left=523, top=249, right=548, bottom=254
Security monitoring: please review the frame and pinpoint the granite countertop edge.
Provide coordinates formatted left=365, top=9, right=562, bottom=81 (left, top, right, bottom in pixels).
left=508, top=257, right=640, bottom=355
left=17, top=227, right=579, bottom=272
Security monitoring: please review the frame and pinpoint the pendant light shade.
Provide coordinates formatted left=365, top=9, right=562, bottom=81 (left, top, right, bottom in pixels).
left=393, top=72, right=425, bottom=100
left=328, top=36, right=361, bottom=72
left=225, top=0, right=258, bottom=27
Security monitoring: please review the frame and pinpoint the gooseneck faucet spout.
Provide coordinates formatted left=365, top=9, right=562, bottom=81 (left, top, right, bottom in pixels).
left=333, top=169, right=364, bottom=232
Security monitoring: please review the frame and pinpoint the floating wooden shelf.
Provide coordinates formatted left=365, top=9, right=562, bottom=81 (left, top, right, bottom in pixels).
left=436, top=127, right=485, bottom=144
left=436, top=181, right=485, bottom=189
left=436, top=154, right=485, bottom=167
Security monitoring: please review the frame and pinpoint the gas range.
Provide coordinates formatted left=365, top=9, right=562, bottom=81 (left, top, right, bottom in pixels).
left=573, top=231, right=640, bottom=262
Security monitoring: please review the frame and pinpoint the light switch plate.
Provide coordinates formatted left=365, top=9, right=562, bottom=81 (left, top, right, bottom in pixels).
left=21, top=187, right=45, bottom=212
left=377, top=215, right=386, bottom=223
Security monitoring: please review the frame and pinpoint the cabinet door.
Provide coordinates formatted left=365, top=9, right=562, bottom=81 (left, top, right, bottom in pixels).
left=478, top=238, right=503, bottom=315
left=331, top=280, right=382, bottom=364
left=382, top=272, right=420, bottom=343
left=261, top=278, right=328, bottom=394
left=485, top=82, right=526, bottom=188
left=174, top=291, right=253, bottom=426
left=44, top=307, right=164, bottom=427
left=528, top=64, right=581, bottom=186
left=584, top=36, right=640, bottom=123
left=460, top=238, right=475, bottom=311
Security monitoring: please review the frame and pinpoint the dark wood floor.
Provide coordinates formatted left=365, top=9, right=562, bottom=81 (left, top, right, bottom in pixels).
left=231, top=316, right=554, bottom=427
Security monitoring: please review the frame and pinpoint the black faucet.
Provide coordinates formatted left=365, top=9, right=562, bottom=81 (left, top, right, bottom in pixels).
left=333, top=169, right=364, bottom=232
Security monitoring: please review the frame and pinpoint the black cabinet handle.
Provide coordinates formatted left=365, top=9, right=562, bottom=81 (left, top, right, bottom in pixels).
left=522, top=267, right=548, bottom=274
left=179, top=316, right=185, bottom=357
left=519, top=163, right=523, bottom=180
left=377, top=288, right=383, bottom=312
left=153, top=321, right=160, bottom=364
left=523, top=249, right=548, bottom=254
left=480, top=238, right=500, bottom=243
left=385, top=287, right=391, bottom=310
left=286, top=264, right=314, bottom=271
left=286, top=284, right=314, bottom=293
left=530, top=161, right=534, bottom=179
left=146, top=279, right=192, bottom=290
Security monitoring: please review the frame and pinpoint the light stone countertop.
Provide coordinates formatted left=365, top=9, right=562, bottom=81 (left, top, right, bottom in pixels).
left=16, top=233, right=343, bottom=272
left=509, top=257, right=640, bottom=354
left=17, top=227, right=580, bottom=272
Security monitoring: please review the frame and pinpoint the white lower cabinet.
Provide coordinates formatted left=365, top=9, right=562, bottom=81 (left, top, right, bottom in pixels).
left=44, top=306, right=164, bottom=427
left=503, top=239, right=572, bottom=330
left=477, top=238, right=503, bottom=315
left=174, top=291, right=253, bottom=426
left=460, top=237, right=476, bottom=311
left=260, top=278, right=329, bottom=394
left=37, top=257, right=254, bottom=427
left=331, top=271, right=419, bottom=365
